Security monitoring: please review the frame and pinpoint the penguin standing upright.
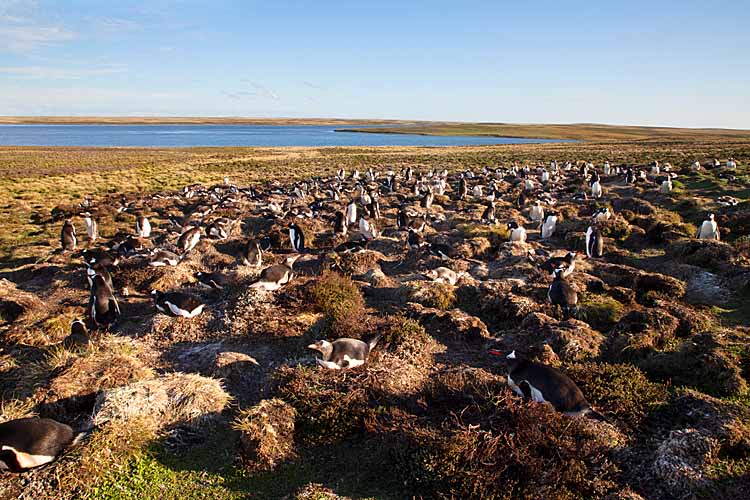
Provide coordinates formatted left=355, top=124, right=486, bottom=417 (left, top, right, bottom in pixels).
left=62, top=319, right=89, bottom=348
left=488, top=351, right=604, bottom=420
left=507, top=221, right=527, bottom=243
left=529, top=201, right=544, bottom=226
left=541, top=213, right=558, bottom=239
left=458, top=176, right=468, bottom=200
left=89, top=274, right=120, bottom=329
left=334, top=211, right=347, bottom=235
left=590, top=177, right=603, bottom=199
left=136, top=215, right=151, bottom=238
left=288, top=223, right=305, bottom=252
left=61, top=219, right=77, bottom=251
left=548, top=268, right=578, bottom=319
left=660, top=177, right=673, bottom=193
left=243, top=239, right=263, bottom=267
left=0, top=418, right=82, bottom=471
left=696, top=213, right=720, bottom=240
left=345, top=200, right=358, bottom=226
left=585, top=226, right=604, bottom=258
left=82, top=213, right=98, bottom=242
left=481, top=201, right=496, bottom=224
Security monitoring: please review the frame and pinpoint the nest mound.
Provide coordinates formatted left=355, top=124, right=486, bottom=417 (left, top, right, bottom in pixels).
left=93, top=372, right=231, bottom=429
left=234, top=398, right=297, bottom=471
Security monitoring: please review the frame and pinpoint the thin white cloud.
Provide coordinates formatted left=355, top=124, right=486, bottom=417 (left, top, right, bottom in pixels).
left=225, top=81, right=281, bottom=101
left=0, top=64, right=127, bottom=79
left=90, top=16, right=142, bottom=33
left=0, top=24, right=76, bottom=52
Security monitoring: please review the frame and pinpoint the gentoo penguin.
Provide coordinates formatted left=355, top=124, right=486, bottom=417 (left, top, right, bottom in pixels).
left=696, top=213, right=720, bottom=240
left=408, top=229, right=425, bottom=248
left=86, top=262, right=113, bottom=291
left=136, top=215, right=151, bottom=238
left=420, top=189, right=434, bottom=210
left=691, top=160, right=702, bottom=172
left=195, top=271, right=230, bottom=290
left=359, top=216, right=378, bottom=240
left=334, top=211, right=347, bottom=235
left=590, top=178, right=603, bottom=199
left=207, top=218, right=231, bottom=240
left=458, top=176, right=468, bottom=199
left=345, top=200, right=358, bottom=226
left=603, top=161, right=611, bottom=176
left=151, top=290, right=205, bottom=318
left=541, top=213, right=558, bottom=239
left=423, top=267, right=462, bottom=285
left=250, top=255, right=300, bottom=291
left=529, top=201, right=544, bottom=225
left=592, top=207, right=611, bottom=223
left=62, top=319, right=89, bottom=348
left=149, top=249, right=180, bottom=267
left=539, top=251, right=577, bottom=278
left=0, top=418, right=81, bottom=471
left=177, top=226, right=201, bottom=254
left=472, top=184, right=483, bottom=197
left=61, top=219, right=77, bottom=251
left=585, top=226, right=604, bottom=258
left=548, top=268, right=578, bottom=319
left=82, top=213, right=98, bottom=242
left=427, top=242, right=455, bottom=259
left=507, top=221, right=527, bottom=243
left=481, top=201, right=496, bottom=224
left=488, top=351, right=604, bottom=420
left=243, top=239, right=262, bottom=267
left=624, top=168, right=636, bottom=184
left=288, top=223, right=305, bottom=252
left=334, top=240, right=369, bottom=253
left=727, top=158, right=737, bottom=169
left=89, top=274, right=120, bottom=329
left=660, top=177, right=673, bottom=193
left=307, top=335, right=380, bottom=370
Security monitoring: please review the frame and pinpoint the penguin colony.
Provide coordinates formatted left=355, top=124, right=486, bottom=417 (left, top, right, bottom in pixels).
left=2, top=155, right=745, bottom=476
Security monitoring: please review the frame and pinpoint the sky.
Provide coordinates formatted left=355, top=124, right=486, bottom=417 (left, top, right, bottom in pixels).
left=0, top=0, right=748, bottom=128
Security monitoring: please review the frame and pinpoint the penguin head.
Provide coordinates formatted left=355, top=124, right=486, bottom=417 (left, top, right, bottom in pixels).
left=507, top=221, right=519, bottom=230
left=553, top=267, right=565, bottom=279
left=708, top=213, right=715, bottom=221
left=150, top=289, right=163, bottom=301
left=307, top=339, right=334, bottom=359
left=285, top=254, right=301, bottom=266
left=71, top=319, right=87, bottom=336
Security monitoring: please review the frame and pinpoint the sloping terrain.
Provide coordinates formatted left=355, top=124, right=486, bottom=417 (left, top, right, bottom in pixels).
left=1, top=142, right=749, bottom=499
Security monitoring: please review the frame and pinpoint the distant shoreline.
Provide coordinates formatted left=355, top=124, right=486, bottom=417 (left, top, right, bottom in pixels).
left=1, top=118, right=748, bottom=142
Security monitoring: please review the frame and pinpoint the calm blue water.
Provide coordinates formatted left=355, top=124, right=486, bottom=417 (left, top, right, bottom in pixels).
left=0, top=124, right=567, bottom=147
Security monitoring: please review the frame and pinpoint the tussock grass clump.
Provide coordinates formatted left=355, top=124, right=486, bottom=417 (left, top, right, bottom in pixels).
left=49, top=338, right=154, bottom=401
left=233, top=398, right=297, bottom=471
left=401, top=281, right=457, bottom=310
left=273, top=365, right=372, bottom=447
left=380, top=315, right=437, bottom=368
left=598, top=216, right=632, bottom=241
left=93, top=372, right=231, bottom=428
left=311, top=271, right=367, bottom=336
left=289, top=483, right=353, bottom=500
left=384, top=397, right=620, bottom=500
left=565, top=362, right=669, bottom=429
left=578, top=294, right=626, bottom=332
left=56, top=416, right=158, bottom=499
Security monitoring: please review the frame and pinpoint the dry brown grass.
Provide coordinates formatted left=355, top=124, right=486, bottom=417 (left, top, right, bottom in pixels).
left=233, top=398, right=297, bottom=471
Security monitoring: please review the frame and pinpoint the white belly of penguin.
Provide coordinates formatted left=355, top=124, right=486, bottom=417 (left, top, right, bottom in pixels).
left=166, top=301, right=203, bottom=318
left=507, top=376, right=547, bottom=403
left=1, top=445, right=55, bottom=469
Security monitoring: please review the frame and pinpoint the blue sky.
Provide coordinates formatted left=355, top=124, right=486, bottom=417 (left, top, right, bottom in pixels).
left=0, top=0, right=748, bottom=128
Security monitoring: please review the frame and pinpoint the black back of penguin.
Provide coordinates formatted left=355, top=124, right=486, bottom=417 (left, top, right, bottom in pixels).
left=61, top=220, right=76, bottom=251
left=0, top=418, right=75, bottom=471
left=289, top=223, right=305, bottom=252
left=89, top=274, right=119, bottom=328
left=507, top=355, right=591, bottom=414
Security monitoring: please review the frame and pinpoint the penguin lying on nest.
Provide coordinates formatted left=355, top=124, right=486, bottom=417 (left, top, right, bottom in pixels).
left=489, top=350, right=605, bottom=421
left=151, top=290, right=205, bottom=318
left=308, top=335, right=381, bottom=369
left=0, top=418, right=88, bottom=472
left=250, top=255, right=300, bottom=291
